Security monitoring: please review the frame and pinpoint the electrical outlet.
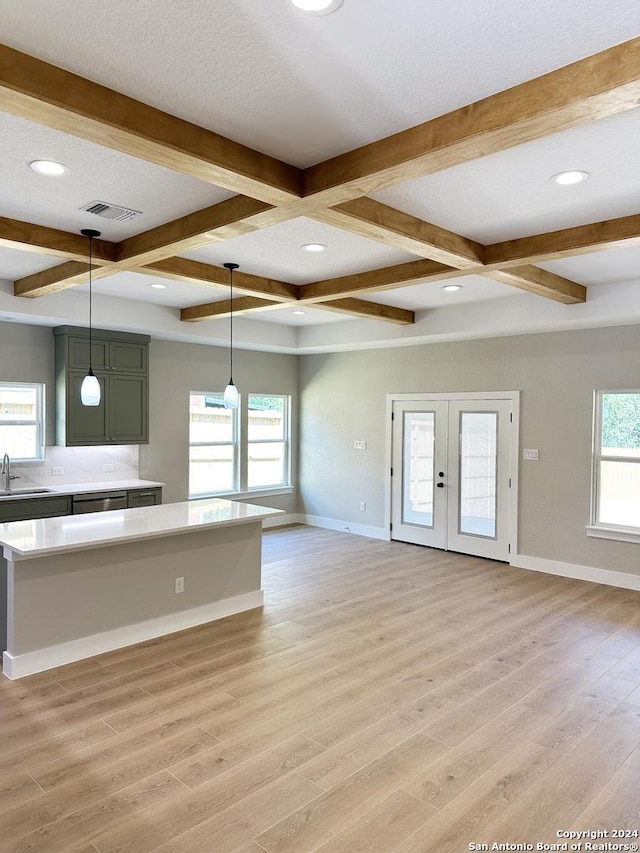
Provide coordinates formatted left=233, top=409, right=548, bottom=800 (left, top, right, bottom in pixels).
left=354, top=440, right=367, bottom=450
left=174, top=577, right=184, bottom=594
left=359, top=501, right=366, bottom=512
left=103, top=463, right=115, bottom=473
left=51, top=467, right=64, bottom=476
left=523, top=449, right=539, bottom=461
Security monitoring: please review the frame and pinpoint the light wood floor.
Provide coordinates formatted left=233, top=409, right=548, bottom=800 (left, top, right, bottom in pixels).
left=2, top=526, right=640, bottom=852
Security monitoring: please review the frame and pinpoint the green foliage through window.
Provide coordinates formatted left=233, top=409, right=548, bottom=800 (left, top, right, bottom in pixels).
left=601, top=393, right=640, bottom=451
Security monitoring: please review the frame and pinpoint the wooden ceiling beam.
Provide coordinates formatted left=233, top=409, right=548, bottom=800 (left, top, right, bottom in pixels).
left=180, top=296, right=279, bottom=322
left=319, top=298, right=415, bottom=325
left=303, top=38, right=640, bottom=204
left=318, top=198, right=485, bottom=267
left=143, top=257, right=299, bottom=303
left=485, top=213, right=640, bottom=268
left=180, top=294, right=414, bottom=325
left=0, top=216, right=117, bottom=262
left=14, top=261, right=114, bottom=297
left=298, top=259, right=458, bottom=303
left=486, top=265, right=586, bottom=304
left=0, top=44, right=302, bottom=205
left=117, top=196, right=274, bottom=266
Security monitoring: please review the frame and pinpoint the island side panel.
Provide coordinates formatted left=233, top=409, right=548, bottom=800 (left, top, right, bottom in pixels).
left=8, top=520, right=262, bottom=658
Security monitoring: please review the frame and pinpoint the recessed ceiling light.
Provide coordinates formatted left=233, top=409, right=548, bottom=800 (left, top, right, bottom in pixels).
left=30, top=159, right=68, bottom=176
left=442, top=284, right=464, bottom=292
left=549, top=170, right=590, bottom=186
left=302, top=243, right=327, bottom=252
left=291, top=0, right=343, bottom=14
left=150, top=283, right=167, bottom=290
left=292, top=310, right=306, bottom=315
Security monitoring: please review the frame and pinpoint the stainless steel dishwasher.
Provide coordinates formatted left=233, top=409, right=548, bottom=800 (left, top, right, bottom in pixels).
left=71, top=491, right=128, bottom=514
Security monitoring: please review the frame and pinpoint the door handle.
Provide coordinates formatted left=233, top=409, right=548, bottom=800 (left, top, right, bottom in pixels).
left=436, top=482, right=445, bottom=488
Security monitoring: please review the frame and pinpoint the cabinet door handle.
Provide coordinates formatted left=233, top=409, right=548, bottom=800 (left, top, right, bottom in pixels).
left=138, top=492, right=154, bottom=497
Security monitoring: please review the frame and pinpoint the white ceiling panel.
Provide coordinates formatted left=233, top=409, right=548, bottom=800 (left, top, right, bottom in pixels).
left=184, top=218, right=416, bottom=284
left=0, top=113, right=234, bottom=240
left=0, top=0, right=637, bottom=168
left=77, top=271, right=349, bottom=327
left=76, top=271, right=225, bottom=309
left=362, top=275, right=517, bottom=310
left=0, top=246, right=68, bottom=280
left=373, top=107, right=640, bottom=245
left=538, top=246, right=640, bottom=287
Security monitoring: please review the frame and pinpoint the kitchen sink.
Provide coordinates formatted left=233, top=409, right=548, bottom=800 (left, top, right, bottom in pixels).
left=0, top=488, right=53, bottom=496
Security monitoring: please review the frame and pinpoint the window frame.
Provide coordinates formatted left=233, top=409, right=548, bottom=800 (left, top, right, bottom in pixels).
left=587, top=389, right=640, bottom=543
left=247, top=394, right=291, bottom=491
left=0, top=381, right=46, bottom=462
left=188, top=391, right=240, bottom=498
left=188, top=391, right=292, bottom=500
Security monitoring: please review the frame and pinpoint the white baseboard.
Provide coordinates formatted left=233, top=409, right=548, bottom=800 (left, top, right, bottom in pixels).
left=512, top=553, right=640, bottom=592
left=2, top=589, right=264, bottom=680
left=300, top=514, right=388, bottom=541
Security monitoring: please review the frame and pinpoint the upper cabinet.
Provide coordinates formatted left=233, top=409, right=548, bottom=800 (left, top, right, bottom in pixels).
left=54, top=326, right=150, bottom=446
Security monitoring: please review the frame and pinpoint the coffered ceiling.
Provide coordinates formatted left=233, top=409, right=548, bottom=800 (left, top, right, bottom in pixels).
left=0, top=0, right=639, bottom=353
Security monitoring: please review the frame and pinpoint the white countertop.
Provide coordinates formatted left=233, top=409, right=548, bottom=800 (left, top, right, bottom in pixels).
left=0, top=479, right=164, bottom=502
left=0, top=498, right=283, bottom=559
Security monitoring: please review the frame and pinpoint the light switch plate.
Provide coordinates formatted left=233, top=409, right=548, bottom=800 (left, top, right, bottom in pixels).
left=354, top=440, right=367, bottom=450
left=523, top=448, right=539, bottom=461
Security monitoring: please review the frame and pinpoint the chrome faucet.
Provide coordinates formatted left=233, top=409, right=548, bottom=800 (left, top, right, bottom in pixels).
left=1, top=452, right=19, bottom=493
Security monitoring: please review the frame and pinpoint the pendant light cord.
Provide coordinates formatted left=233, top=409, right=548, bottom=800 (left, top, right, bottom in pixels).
left=81, top=228, right=100, bottom=375
left=88, top=234, right=93, bottom=373
left=223, top=263, right=239, bottom=386
left=229, top=266, right=233, bottom=383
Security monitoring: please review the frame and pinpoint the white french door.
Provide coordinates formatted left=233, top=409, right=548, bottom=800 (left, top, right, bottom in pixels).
left=390, top=396, right=514, bottom=561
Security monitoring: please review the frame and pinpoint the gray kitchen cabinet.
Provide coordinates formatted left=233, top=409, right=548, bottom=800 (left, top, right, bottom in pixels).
left=54, top=326, right=150, bottom=446
left=127, top=487, right=163, bottom=508
left=0, top=494, right=72, bottom=523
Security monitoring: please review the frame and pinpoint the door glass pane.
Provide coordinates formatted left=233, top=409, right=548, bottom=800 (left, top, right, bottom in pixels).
left=459, top=412, right=498, bottom=538
left=402, top=412, right=435, bottom=527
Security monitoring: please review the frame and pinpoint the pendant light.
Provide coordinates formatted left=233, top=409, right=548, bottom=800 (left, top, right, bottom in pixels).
left=80, top=228, right=102, bottom=407
left=223, top=262, right=239, bottom=410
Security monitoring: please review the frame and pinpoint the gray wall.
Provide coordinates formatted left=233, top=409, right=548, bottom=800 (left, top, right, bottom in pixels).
left=139, top=337, right=299, bottom=513
left=4, top=318, right=640, bottom=575
left=299, top=324, right=640, bottom=575
left=0, top=322, right=56, bottom=441
left=0, top=323, right=299, bottom=515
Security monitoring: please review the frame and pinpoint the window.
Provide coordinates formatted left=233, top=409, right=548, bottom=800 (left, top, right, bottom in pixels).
left=188, top=392, right=291, bottom=498
left=590, top=391, right=640, bottom=537
left=189, top=392, right=238, bottom=497
left=0, top=382, right=46, bottom=462
left=248, top=394, right=289, bottom=489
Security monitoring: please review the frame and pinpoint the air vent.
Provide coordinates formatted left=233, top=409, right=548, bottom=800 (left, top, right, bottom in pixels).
left=80, top=200, right=142, bottom=222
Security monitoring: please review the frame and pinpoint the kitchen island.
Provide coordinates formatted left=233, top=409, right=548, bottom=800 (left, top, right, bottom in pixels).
left=0, top=498, right=282, bottom=679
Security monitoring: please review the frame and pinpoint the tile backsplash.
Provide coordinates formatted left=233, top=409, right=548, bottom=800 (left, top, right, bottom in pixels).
left=10, top=445, right=139, bottom=488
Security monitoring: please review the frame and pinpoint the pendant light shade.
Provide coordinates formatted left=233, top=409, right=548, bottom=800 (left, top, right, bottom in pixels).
left=80, top=228, right=101, bottom=407
left=223, top=381, right=239, bottom=410
left=80, top=371, right=101, bottom=406
left=223, top=262, right=239, bottom=410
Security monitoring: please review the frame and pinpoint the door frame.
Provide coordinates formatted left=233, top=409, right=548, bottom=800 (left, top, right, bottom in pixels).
left=384, top=391, right=520, bottom=561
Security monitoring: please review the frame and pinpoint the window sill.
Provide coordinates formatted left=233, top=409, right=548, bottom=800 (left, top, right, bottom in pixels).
left=586, top=524, right=640, bottom=544
left=190, top=487, right=294, bottom=502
